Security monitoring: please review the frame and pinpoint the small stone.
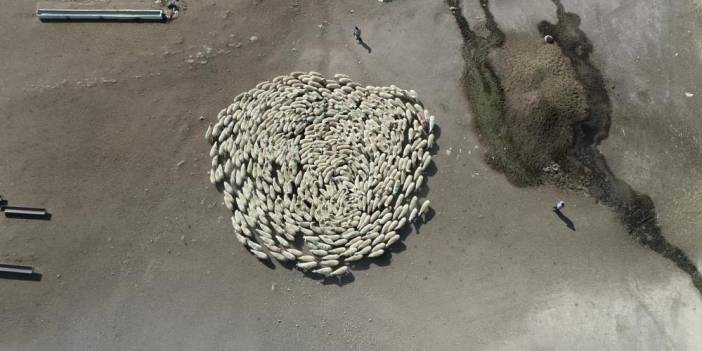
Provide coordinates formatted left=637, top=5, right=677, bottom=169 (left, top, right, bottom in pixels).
left=249, top=36, right=259, bottom=42
left=685, top=92, right=694, bottom=98
left=544, top=35, right=554, bottom=44
left=177, top=160, right=186, bottom=167
left=349, top=9, right=354, bottom=13
left=56, top=274, right=61, bottom=279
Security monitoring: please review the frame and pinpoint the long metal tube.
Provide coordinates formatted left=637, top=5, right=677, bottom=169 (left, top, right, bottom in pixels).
left=2, top=206, right=48, bottom=217
left=37, top=9, right=165, bottom=22
left=0, top=264, right=34, bottom=275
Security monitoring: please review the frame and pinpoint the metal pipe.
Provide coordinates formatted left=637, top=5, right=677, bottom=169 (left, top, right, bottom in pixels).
left=3, top=206, right=47, bottom=217
left=37, top=9, right=166, bottom=22
left=0, top=264, right=34, bottom=275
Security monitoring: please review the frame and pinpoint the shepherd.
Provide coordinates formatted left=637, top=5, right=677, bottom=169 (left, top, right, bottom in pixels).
left=554, top=200, right=565, bottom=212
left=353, top=26, right=362, bottom=43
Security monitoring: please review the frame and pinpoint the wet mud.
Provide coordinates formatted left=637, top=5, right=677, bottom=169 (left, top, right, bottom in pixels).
left=447, top=0, right=702, bottom=294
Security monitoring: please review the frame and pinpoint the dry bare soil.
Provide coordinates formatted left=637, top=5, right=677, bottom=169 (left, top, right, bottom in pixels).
left=1, top=0, right=701, bottom=350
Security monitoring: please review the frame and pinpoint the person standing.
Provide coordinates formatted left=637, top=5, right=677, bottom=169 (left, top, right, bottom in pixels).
left=554, top=200, right=565, bottom=212
left=353, top=26, right=362, bottom=43
left=352, top=26, right=371, bottom=53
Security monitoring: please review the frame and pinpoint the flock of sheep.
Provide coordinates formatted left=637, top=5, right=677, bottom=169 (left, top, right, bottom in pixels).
left=206, top=72, right=434, bottom=277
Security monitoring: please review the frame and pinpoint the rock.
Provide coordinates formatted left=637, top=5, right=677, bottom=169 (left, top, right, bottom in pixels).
left=249, top=36, right=259, bottom=42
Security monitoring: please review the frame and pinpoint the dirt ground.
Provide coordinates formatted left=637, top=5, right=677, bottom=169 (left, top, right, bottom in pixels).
left=1, top=0, right=701, bottom=350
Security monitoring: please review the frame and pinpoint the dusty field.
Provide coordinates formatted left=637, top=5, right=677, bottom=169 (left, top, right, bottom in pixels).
left=1, top=0, right=701, bottom=350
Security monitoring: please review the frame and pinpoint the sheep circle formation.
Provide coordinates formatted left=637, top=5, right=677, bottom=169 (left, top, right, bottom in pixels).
left=206, top=71, right=435, bottom=278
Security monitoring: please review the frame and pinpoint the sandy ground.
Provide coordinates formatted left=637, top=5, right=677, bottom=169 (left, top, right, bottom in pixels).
left=1, top=0, right=701, bottom=350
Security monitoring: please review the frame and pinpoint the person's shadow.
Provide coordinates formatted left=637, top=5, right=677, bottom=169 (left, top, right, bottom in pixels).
left=357, top=38, right=372, bottom=54
left=554, top=209, right=575, bottom=231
